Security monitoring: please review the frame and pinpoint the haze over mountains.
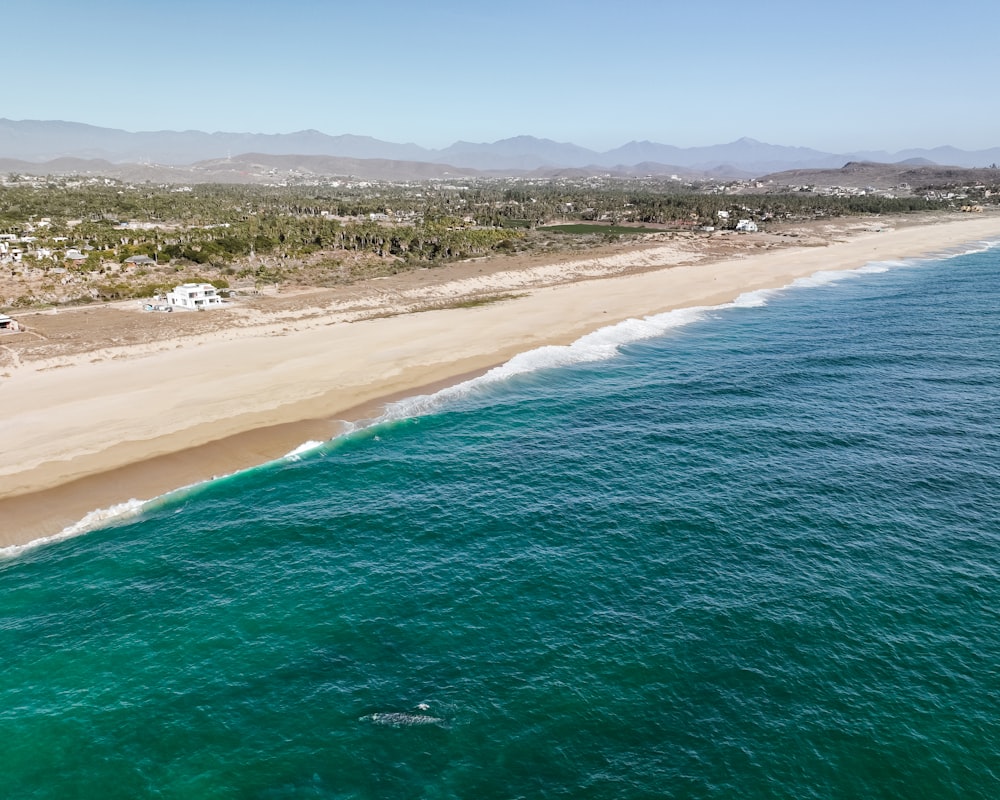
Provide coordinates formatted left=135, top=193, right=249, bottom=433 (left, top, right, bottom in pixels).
left=2, top=118, right=999, bottom=178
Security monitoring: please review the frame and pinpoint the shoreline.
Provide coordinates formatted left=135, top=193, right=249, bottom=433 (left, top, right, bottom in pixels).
left=3, top=212, right=1000, bottom=551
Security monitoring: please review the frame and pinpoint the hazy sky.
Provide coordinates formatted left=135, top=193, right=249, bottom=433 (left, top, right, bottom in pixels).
left=8, top=0, right=999, bottom=153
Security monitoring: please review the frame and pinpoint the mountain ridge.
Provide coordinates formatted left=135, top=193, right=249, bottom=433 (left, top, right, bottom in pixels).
left=1, top=119, right=999, bottom=176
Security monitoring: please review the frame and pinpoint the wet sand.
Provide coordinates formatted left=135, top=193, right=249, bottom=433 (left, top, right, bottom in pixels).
left=3, top=212, right=1000, bottom=550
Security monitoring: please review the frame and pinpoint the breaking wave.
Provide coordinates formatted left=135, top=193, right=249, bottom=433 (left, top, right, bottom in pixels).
left=11, top=244, right=995, bottom=557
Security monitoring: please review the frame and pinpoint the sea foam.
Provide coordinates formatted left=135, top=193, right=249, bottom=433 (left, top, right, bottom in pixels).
left=0, top=498, right=147, bottom=559
left=376, top=253, right=967, bottom=423
left=382, top=305, right=712, bottom=421
left=284, top=440, right=327, bottom=460
left=21, top=244, right=996, bottom=556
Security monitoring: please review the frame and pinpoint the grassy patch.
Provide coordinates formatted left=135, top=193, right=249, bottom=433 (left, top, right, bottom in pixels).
left=424, top=292, right=525, bottom=311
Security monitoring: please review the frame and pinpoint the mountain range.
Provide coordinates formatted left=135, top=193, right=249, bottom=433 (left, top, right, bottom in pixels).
left=2, top=118, right=999, bottom=178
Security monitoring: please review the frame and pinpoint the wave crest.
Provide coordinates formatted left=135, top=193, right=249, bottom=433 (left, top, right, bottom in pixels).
left=25, top=242, right=998, bottom=554
left=0, top=499, right=147, bottom=559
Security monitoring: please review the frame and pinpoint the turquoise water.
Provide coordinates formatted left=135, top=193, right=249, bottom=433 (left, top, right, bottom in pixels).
left=3, top=244, right=1000, bottom=799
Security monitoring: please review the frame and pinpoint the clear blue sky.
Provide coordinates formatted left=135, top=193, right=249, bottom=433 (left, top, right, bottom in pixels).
left=7, top=0, right=999, bottom=153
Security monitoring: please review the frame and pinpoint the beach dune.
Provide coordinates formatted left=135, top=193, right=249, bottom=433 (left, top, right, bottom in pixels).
left=3, top=213, right=1000, bottom=550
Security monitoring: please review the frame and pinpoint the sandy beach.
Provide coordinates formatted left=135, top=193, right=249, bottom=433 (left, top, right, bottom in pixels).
left=3, top=212, right=1000, bottom=550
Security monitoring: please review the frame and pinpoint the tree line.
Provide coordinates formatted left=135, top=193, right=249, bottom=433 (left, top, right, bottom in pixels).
left=0, top=175, right=982, bottom=276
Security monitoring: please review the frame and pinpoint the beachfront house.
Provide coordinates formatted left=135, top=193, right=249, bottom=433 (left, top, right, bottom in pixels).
left=166, top=282, right=224, bottom=310
left=0, top=313, right=20, bottom=331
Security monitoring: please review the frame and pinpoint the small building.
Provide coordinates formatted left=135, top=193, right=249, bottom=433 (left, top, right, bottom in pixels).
left=166, top=282, right=224, bottom=310
left=735, top=219, right=758, bottom=233
left=0, top=314, right=20, bottom=331
left=124, top=254, right=157, bottom=267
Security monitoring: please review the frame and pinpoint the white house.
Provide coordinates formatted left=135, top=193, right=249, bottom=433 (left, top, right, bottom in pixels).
left=166, top=282, right=224, bottom=310
left=735, top=219, right=758, bottom=233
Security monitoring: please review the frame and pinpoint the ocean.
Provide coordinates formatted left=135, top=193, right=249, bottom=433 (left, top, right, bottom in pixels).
left=2, top=243, right=999, bottom=799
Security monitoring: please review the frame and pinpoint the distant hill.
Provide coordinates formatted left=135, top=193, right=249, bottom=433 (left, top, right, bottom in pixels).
left=0, top=119, right=431, bottom=165
left=757, top=161, right=1000, bottom=190
left=597, top=137, right=846, bottom=174
left=433, top=136, right=599, bottom=170
left=0, top=153, right=487, bottom=184
left=191, top=153, right=487, bottom=182
left=0, top=153, right=735, bottom=184
left=1, top=119, right=998, bottom=179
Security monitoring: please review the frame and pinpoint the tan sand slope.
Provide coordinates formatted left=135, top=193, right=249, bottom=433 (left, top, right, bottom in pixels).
left=2, top=213, right=1000, bottom=549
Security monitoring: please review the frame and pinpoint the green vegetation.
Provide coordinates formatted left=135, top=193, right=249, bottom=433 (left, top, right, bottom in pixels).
left=434, top=293, right=524, bottom=310
left=1, top=171, right=992, bottom=309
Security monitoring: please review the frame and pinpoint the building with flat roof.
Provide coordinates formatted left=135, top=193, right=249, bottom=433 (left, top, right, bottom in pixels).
left=166, top=283, right=223, bottom=310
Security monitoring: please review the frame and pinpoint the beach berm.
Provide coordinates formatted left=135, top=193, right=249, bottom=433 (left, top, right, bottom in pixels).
left=2, top=212, right=1000, bottom=548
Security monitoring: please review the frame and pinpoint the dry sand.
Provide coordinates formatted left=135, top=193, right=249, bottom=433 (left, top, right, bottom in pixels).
left=3, top=212, right=1000, bottom=550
